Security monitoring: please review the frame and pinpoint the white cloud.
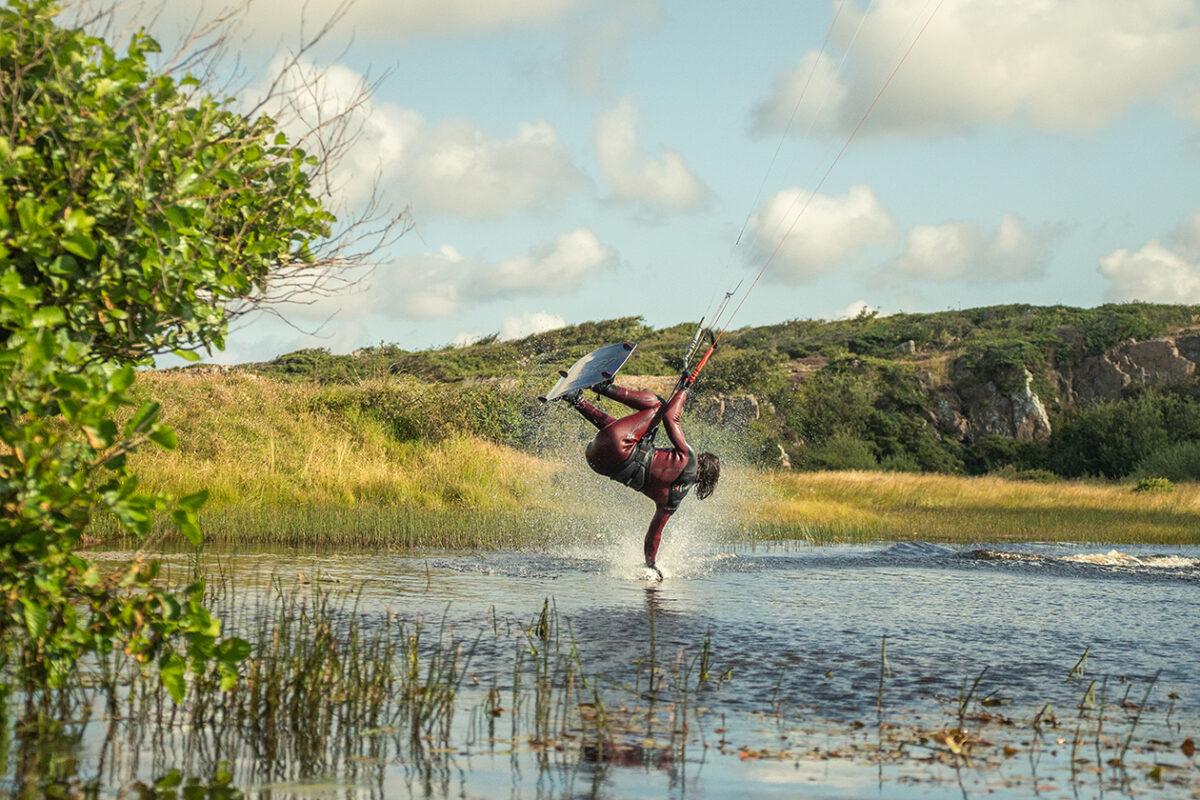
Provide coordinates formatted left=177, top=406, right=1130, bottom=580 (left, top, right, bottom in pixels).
left=499, top=311, right=567, bottom=340
left=830, top=300, right=879, bottom=321
left=405, top=118, right=586, bottom=220
left=595, top=97, right=708, bottom=213
left=891, top=215, right=1059, bottom=281
left=755, top=0, right=1200, bottom=137
left=1100, top=215, right=1200, bottom=302
left=489, top=229, right=614, bottom=292
left=387, top=229, right=617, bottom=319
left=751, top=51, right=847, bottom=135
left=246, top=57, right=585, bottom=219
left=745, top=185, right=895, bottom=281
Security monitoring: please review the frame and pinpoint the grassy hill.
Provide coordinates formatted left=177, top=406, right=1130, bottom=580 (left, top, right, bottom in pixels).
left=227, top=303, right=1200, bottom=483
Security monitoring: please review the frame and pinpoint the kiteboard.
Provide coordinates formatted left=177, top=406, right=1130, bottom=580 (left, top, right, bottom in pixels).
left=540, top=341, right=636, bottom=402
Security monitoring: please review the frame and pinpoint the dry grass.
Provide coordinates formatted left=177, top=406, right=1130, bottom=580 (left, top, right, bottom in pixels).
left=743, top=470, right=1200, bottom=544
left=128, top=371, right=553, bottom=512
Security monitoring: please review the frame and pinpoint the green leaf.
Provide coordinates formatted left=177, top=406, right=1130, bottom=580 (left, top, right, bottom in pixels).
left=61, top=232, right=97, bottom=260
left=149, top=425, right=178, bottom=450
left=217, top=637, right=252, bottom=663
left=154, top=770, right=183, bottom=789
left=51, top=373, right=89, bottom=394
left=159, top=653, right=186, bottom=703
left=31, top=306, right=66, bottom=328
left=172, top=348, right=201, bottom=362
left=109, top=365, right=135, bottom=391
left=178, top=489, right=209, bottom=511
left=125, top=401, right=161, bottom=435
left=22, top=599, right=48, bottom=640
left=172, top=509, right=202, bottom=546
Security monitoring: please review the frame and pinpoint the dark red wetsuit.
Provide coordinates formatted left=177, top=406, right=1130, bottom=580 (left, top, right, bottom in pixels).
left=573, top=384, right=696, bottom=566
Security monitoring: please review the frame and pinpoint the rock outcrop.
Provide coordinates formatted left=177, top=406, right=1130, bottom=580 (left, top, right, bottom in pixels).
left=949, top=367, right=1052, bottom=443
left=1067, top=337, right=1197, bottom=405
left=700, top=393, right=764, bottom=425
left=925, top=334, right=1200, bottom=444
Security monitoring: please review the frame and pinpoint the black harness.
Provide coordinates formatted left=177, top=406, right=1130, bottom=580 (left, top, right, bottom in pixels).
left=666, top=446, right=697, bottom=513
left=609, top=430, right=656, bottom=493
left=609, top=432, right=697, bottom=514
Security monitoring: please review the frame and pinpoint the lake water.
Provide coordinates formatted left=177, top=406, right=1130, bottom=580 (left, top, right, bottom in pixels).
left=11, top=537, right=1200, bottom=800
left=47, top=538, right=1197, bottom=800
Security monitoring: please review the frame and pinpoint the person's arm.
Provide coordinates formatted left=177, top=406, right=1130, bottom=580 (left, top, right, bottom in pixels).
left=661, top=389, right=688, bottom=453
left=643, top=506, right=672, bottom=566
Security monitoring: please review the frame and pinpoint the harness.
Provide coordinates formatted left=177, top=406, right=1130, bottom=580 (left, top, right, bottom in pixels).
left=609, top=429, right=656, bottom=492
left=666, top=446, right=698, bottom=513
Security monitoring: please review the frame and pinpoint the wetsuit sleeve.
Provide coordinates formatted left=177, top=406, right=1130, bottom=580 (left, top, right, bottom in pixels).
left=662, top=389, right=688, bottom=453
left=643, top=506, right=672, bottom=566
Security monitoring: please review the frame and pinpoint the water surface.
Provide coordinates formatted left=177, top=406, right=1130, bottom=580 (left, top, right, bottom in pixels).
left=50, top=541, right=1200, bottom=798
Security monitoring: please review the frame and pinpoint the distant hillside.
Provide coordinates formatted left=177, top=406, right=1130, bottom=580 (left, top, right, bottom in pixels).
left=217, top=303, right=1200, bottom=481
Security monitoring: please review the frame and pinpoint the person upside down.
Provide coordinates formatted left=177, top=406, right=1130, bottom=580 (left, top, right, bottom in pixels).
left=563, top=380, right=720, bottom=577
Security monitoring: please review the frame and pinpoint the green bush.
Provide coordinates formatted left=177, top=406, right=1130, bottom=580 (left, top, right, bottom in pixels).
left=1133, top=476, right=1175, bottom=494
left=1133, top=441, right=1200, bottom=482
left=969, top=434, right=1048, bottom=475
left=798, top=433, right=878, bottom=471
left=991, top=465, right=1061, bottom=483
left=1050, top=389, right=1200, bottom=478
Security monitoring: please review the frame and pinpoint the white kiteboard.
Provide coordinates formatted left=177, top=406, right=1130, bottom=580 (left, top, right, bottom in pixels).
left=540, top=341, right=636, bottom=402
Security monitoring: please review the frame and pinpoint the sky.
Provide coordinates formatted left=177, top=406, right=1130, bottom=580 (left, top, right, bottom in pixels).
left=112, top=0, right=1200, bottom=365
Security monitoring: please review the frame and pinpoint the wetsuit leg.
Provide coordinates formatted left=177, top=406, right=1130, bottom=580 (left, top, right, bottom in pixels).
left=574, top=397, right=616, bottom=430
left=596, top=383, right=662, bottom=412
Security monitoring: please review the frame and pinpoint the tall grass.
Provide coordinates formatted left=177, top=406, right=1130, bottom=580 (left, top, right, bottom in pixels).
left=745, top=470, right=1200, bottom=544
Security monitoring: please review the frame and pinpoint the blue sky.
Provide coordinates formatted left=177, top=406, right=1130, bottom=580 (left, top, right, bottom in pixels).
left=125, top=0, right=1200, bottom=364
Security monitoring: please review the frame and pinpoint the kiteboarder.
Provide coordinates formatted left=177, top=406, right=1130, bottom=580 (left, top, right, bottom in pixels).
left=563, top=380, right=719, bottom=579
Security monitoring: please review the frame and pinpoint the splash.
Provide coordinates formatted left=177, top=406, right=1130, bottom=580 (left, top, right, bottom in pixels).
left=1063, top=549, right=1200, bottom=568
left=522, top=388, right=756, bottom=581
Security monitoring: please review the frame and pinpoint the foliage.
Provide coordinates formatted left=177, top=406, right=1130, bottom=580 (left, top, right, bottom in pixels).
left=1133, top=477, right=1175, bottom=494
left=1133, top=441, right=1200, bottom=483
left=1049, top=388, right=1200, bottom=479
left=0, top=1, right=335, bottom=693
left=796, top=433, right=878, bottom=471
left=966, top=434, right=1048, bottom=475
left=701, top=346, right=785, bottom=394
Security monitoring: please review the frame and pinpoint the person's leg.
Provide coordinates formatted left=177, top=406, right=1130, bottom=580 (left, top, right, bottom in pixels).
left=596, top=382, right=661, bottom=412
left=572, top=397, right=616, bottom=430
left=586, top=404, right=659, bottom=472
